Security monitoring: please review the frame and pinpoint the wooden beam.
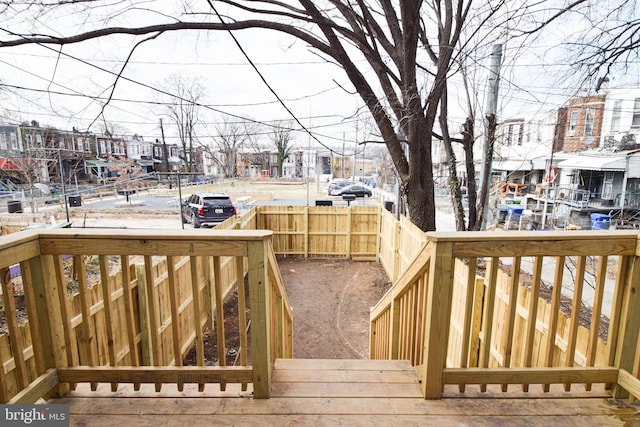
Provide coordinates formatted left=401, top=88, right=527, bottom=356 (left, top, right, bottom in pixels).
left=443, top=367, right=619, bottom=385
left=57, top=366, right=252, bottom=384
left=39, top=238, right=249, bottom=257
left=247, top=239, right=271, bottom=399
left=421, top=240, right=455, bottom=399
left=617, top=368, right=640, bottom=399
left=613, top=254, right=640, bottom=398
left=7, top=369, right=59, bottom=404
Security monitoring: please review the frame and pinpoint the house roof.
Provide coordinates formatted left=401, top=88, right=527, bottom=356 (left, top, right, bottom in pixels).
left=0, top=157, right=20, bottom=170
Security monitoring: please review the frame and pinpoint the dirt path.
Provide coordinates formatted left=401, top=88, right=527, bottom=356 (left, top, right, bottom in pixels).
left=278, top=258, right=391, bottom=359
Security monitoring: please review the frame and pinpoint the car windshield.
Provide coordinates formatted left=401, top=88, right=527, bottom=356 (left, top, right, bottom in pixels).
left=203, top=197, right=232, bottom=207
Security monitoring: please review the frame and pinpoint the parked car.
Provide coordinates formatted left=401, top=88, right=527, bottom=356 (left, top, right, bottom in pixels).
left=327, top=180, right=355, bottom=195
left=333, top=184, right=372, bottom=197
left=182, top=192, right=236, bottom=228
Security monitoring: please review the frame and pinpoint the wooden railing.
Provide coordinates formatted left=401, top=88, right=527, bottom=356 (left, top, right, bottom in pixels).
left=370, top=230, right=640, bottom=399
left=0, top=228, right=292, bottom=403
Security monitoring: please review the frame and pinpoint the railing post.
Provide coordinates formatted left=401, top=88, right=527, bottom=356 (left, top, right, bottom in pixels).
left=421, top=240, right=455, bottom=399
left=29, top=255, right=70, bottom=397
left=392, top=220, right=400, bottom=282
left=135, top=263, right=153, bottom=366
left=613, top=254, right=640, bottom=398
left=304, top=206, right=309, bottom=258
left=390, top=297, right=401, bottom=359
left=248, top=238, right=271, bottom=399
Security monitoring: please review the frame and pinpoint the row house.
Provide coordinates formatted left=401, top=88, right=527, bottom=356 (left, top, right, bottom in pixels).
left=492, top=83, right=640, bottom=228
left=491, top=111, right=556, bottom=187
left=13, top=122, right=95, bottom=186
left=126, top=135, right=155, bottom=173
left=0, top=121, right=190, bottom=188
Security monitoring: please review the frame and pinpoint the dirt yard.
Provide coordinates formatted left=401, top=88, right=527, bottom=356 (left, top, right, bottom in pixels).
left=278, top=257, right=391, bottom=359
left=184, top=257, right=392, bottom=365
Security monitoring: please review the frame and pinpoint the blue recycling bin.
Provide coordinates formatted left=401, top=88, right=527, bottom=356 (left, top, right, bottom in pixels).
left=507, top=206, right=524, bottom=216
left=590, top=213, right=611, bottom=230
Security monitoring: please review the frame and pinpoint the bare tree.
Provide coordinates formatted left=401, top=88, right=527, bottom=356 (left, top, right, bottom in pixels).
left=106, top=156, right=145, bottom=203
left=206, top=117, right=261, bottom=178
left=0, top=0, right=609, bottom=230
left=270, top=123, right=294, bottom=178
left=160, top=74, right=204, bottom=173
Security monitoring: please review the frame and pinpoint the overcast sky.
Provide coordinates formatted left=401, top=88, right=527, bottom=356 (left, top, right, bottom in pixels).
left=1, top=1, right=639, bottom=152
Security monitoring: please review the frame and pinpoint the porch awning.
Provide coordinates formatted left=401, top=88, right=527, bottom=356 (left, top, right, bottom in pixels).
left=557, top=155, right=626, bottom=171
left=135, top=159, right=154, bottom=167
left=85, top=160, right=117, bottom=168
left=491, top=160, right=532, bottom=171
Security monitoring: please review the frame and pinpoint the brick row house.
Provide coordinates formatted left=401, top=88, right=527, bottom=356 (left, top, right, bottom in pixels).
left=492, top=83, right=640, bottom=228
left=0, top=122, right=192, bottom=190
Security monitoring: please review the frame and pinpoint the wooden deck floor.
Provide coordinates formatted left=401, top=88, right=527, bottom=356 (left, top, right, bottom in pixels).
left=52, top=359, right=640, bottom=426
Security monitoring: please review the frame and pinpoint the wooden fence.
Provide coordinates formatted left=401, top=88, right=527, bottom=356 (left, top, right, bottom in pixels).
left=0, top=228, right=291, bottom=403
left=378, top=208, right=427, bottom=282
left=370, top=231, right=640, bottom=399
left=255, top=205, right=381, bottom=260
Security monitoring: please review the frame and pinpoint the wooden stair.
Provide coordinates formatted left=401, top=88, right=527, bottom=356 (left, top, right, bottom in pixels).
left=271, top=358, right=423, bottom=399
left=53, top=359, right=640, bottom=425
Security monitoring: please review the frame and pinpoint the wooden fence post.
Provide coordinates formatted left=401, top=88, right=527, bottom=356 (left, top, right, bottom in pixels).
left=393, top=221, right=400, bottom=282
left=248, top=238, right=271, bottom=399
left=346, top=206, right=352, bottom=258
left=421, top=240, right=455, bottom=399
left=304, top=206, right=309, bottom=258
left=613, top=254, right=640, bottom=398
left=29, top=255, right=70, bottom=397
left=135, top=263, right=153, bottom=366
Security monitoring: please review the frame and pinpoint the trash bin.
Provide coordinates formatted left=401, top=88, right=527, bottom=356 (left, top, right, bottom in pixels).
left=384, top=201, right=394, bottom=212
left=507, top=206, right=524, bottom=216
left=7, top=200, right=22, bottom=213
left=68, top=195, right=82, bottom=207
left=315, top=200, right=333, bottom=206
left=590, top=213, right=610, bottom=230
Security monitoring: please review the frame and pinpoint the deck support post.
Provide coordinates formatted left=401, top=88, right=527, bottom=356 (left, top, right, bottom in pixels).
left=614, top=254, right=640, bottom=398
left=248, top=238, right=272, bottom=399
left=29, top=255, right=69, bottom=397
left=421, top=240, right=455, bottom=399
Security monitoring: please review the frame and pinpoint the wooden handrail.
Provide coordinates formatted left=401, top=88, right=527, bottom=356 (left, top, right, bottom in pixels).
left=0, top=228, right=292, bottom=402
left=370, top=230, right=640, bottom=400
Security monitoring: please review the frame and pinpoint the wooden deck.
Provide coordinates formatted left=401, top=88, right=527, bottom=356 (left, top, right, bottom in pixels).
left=51, top=359, right=640, bottom=426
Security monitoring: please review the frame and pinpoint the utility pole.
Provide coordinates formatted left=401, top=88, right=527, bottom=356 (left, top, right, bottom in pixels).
left=478, top=44, right=503, bottom=230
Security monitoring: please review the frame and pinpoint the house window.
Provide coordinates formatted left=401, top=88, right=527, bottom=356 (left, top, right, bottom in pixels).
left=568, top=111, right=578, bottom=136
left=10, top=132, right=18, bottom=149
left=85, top=139, right=90, bottom=151
left=584, top=108, right=595, bottom=136
left=633, top=98, right=640, bottom=128
left=611, top=100, right=622, bottom=131
left=35, top=134, right=43, bottom=147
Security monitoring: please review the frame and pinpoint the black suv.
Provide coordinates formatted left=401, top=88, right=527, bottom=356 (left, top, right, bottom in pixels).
left=182, top=192, right=236, bottom=228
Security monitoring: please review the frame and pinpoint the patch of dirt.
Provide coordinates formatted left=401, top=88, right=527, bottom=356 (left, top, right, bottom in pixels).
left=278, top=258, right=391, bottom=359
left=184, top=257, right=391, bottom=364
left=184, top=278, right=250, bottom=367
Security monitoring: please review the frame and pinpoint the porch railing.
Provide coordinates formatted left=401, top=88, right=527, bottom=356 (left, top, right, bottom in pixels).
left=0, top=228, right=292, bottom=403
left=370, top=230, right=640, bottom=399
